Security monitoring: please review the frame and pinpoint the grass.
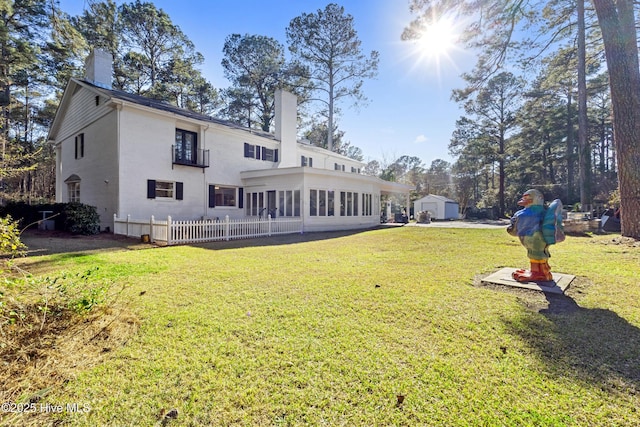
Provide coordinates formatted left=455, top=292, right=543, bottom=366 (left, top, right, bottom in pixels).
left=4, top=226, right=640, bottom=426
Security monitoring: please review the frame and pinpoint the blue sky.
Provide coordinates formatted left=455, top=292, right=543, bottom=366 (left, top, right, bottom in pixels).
left=60, top=0, right=477, bottom=167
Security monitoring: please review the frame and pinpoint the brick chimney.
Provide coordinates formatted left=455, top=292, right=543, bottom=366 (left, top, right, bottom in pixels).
left=84, top=49, right=113, bottom=89
left=274, top=89, right=297, bottom=167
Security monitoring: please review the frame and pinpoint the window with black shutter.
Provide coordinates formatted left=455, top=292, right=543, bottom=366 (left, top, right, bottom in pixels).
left=175, top=182, right=183, bottom=200
left=148, top=180, right=177, bottom=199
left=243, top=143, right=277, bottom=163
left=208, top=185, right=216, bottom=208
left=244, top=143, right=255, bottom=159
left=209, top=185, right=237, bottom=207
left=147, top=180, right=156, bottom=199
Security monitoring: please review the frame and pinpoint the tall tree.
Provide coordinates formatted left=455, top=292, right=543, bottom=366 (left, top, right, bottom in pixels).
left=404, top=0, right=640, bottom=237
left=591, top=0, right=640, bottom=238
left=0, top=0, right=49, bottom=203
left=381, top=155, right=425, bottom=199
left=453, top=72, right=523, bottom=217
left=119, top=0, right=186, bottom=90
left=576, top=0, right=591, bottom=210
left=73, top=0, right=220, bottom=113
left=450, top=116, right=499, bottom=212
left=302, top=119, right=363, bottom=160
left=426, top=159, right=453, bottom=198
left=362, top=159, right=381, bottom=176
left=286, top=3, right=379, bottom=151
left=221, top=34, right=305, bottom=132
left=71, top=0, right=121, bottom=86
left=588, top=74, right=615, bottom=200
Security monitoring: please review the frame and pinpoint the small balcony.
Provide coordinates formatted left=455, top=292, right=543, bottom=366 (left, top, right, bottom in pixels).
left=172, top=145, right=210, bottom=168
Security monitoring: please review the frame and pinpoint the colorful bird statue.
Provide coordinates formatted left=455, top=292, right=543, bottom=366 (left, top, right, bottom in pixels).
left=507, top=189, right=565, bottom=282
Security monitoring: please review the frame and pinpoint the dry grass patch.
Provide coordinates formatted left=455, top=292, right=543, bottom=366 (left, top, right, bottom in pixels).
left=0, top=265, right=140, bottom=426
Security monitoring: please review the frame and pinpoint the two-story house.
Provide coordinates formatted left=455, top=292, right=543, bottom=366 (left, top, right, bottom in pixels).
left=48, top=50, right=410, bottom=233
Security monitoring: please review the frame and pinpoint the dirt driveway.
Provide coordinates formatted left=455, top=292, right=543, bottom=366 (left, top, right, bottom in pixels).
left=19, top=229, right=152, bottom=256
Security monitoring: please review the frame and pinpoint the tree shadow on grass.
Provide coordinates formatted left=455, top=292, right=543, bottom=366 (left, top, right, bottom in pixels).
left=20, top=227, right=388, bottom=256
left=503, top=292, right=640, bottom=394
left=189, top=227, right=384, bottom=251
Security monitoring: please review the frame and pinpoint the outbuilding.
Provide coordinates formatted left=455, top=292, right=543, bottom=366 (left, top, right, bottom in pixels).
left=413, top=194, right=459, bottom=220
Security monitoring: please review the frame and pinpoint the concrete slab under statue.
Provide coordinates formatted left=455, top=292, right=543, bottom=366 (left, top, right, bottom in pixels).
left=482, top=267, right=575, bottom=294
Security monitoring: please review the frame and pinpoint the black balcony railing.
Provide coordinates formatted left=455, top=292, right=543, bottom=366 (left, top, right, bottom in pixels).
left=172, top=145, right=210, bottom=168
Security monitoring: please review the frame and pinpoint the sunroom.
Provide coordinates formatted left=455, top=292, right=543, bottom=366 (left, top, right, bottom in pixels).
left=240, top=166, right=412, bottom=233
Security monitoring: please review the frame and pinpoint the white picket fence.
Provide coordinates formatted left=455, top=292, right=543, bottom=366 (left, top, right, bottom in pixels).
left=113, top=214, right=302, bottom=245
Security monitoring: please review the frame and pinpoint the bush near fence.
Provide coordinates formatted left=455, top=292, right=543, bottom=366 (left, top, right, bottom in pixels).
left=0, top=201, right=100, bottom=235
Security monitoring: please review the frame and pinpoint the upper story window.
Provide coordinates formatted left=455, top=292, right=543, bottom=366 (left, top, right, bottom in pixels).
left=244, top=143, right=256, bottom=159
left=244, top=143, right=278, bottom=163
left=262, top=147, right=276, bottom=162
left=301, top=156, right=313, bottom=167
left=175, top=129, right=197, bottom=164
left=173, top=129, right=209, bottom=168
left=75, top=134, right=84, bottom=159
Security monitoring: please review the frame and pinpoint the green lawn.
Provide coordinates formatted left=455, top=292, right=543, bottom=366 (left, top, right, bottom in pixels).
left=8, top=227, right=640, bottom=426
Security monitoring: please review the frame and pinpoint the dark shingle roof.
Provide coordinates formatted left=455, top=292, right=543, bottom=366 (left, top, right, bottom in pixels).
left=81, top=79, right=276, bottom=140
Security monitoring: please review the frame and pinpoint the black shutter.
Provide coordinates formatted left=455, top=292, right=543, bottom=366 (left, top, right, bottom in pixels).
left=238, top=187, right=244, bottom=209
left=309, top=157, right=313, bottom=167
left=244, top=143, right=250, bottom=158
left=274, top=149, right=278, bottom=162
left=147, top=180, right=156, bottom=199
left=176, top=182, right=183, bottom=200
left=80, top=134, right=84, bottom=157
left=208, top=185, right=216, bottom=208
left=255, top=145, right=261, bottom=159
left=74, top=137, right=78, bottom=159
left=261, top=146, right=266, bottom=160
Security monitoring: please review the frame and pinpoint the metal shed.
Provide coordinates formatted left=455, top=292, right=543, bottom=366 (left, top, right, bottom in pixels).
left=413, top=194, right=459, bottom=220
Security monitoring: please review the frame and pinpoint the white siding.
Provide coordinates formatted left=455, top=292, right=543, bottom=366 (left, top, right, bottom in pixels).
left=57, top=86, right=112, bottom=143
left=57, top=105, right=119, bottom=230
left=54, top=84, right=409, bottom=233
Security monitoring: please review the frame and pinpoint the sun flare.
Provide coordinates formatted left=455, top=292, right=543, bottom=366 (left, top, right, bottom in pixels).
left=416, top=17, right=458, bottom=59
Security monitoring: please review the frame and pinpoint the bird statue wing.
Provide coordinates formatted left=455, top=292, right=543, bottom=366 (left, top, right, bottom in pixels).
left=542, top=199, right=565, bottom=245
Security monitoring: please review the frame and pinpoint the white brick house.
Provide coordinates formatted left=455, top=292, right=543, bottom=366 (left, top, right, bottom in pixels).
left=48, top=50, right=411, bottom=233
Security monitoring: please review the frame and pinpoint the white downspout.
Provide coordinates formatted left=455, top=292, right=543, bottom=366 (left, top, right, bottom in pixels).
left=115, top=102, right=122, bottom=221
left=201, top=124, right=210, bottom=218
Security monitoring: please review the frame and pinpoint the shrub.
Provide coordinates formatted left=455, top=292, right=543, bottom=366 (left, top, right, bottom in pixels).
left=1, top=267, right=115, bottom=331
left=61, top=202, right=100, bottom=235
left=0, top=201, right=64, bottom=230
left=0, top=201, right=102, bottom=234
left=0, top=215, right=26, bottom=258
